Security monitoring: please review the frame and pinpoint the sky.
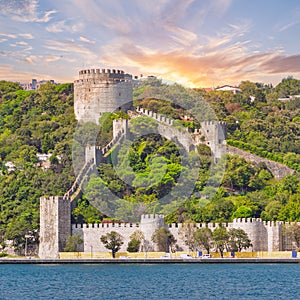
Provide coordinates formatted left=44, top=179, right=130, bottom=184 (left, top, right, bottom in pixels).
left=0, top=0, right=300, bottom=88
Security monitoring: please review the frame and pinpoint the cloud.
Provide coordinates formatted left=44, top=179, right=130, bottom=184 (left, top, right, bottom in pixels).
left=22, top=55, right=41, bottom=64
left=210, top=0, right=233, bottom=15
left=1, top=0, right=299, bottom=87
left=95, top=19, right=260, bottom=86
left=278, top=21, right=299, bottom=32
left=46, top=20, right=84, bottom=33
left=45, top=55, right=62, bottom=62
left=46, top=21, right=65, bottom=33
left=0, top=64, right=67, bottom=83
left=0, top=33, right=34, bottom=40
left=0, top=65, right=38, bottom=81
left=0, top=0, right=56, bottom=23
left=260, top=55, right=300, bottom=74
left=16, top=41, right=28, bottom=46
left=0, top=33, right=17, bottom=39
left=79, top=36, right=95, bottom=44
left=44, top=40, right=98, bottom=66
left=18, top=33, right=34, bottom=39
left=99, top=32, right=299, bottom=87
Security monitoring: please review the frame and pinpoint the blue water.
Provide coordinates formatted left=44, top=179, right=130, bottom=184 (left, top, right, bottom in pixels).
left=0, top=264, right=299, bottom=300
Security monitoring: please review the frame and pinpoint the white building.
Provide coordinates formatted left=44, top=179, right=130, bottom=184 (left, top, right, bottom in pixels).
left=215, top=85, right=241, bottom=94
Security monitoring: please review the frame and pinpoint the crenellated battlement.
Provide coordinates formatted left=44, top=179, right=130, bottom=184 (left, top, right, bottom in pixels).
left=40, top=195, right=64, bottom=202
left=201, top=120, right=227, bottom=126
left=79, top=68, right=124, bottom=75
left=101, top=129, right=125, bottom=156
left=233, top=218, right=285, bottom=227
left=79, top=68, right=125, bottom=77
left=136, top=107, right=174, bottom=125
left=141, top=214, right=165, bottom=220
left=167, top=222, right=230, bottom=229
left=233, top=217, right=263, bottom=223
left=136, top=107, right=227, bottom=157
left=75, top=69, right=132, bottom=84
left=72, top=222, right=140, bottom=229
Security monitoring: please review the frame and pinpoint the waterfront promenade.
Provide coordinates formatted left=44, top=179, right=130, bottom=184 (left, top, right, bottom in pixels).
left=1, top=258, right=300, bottom=264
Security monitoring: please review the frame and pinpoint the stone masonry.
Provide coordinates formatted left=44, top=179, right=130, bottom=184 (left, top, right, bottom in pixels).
left=227, top=145, right=294, bottom=179
left=39, top=196, right=71, bottom=259
left=74, top=69, right=133, bottom=124
left=69, top=214, right=294, bottom=254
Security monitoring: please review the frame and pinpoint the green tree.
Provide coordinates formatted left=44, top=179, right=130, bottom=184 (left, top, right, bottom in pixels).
left=129, top=116, right=158, bottom=136
left=152, top=227, right=176, bottom=252
left=232, top=205, right=253, bottom=219
left=193, top=227, right=213, bottom=254
left=127, top=230, right=145, bottom=252
left=179, top=221, right=197, bottom=251
left=228, top=228, right=252, bottom=252
left=278, top=195, right=300, bottom=221
left=275, top=77, right=300, bottom=97
left=212, top=227, right=229, bottom=258
left=64, top=234, right=83, bottom=252
left=100, top=231, right=124, bottom=258
left=127, top=238, right=141, bottom=253
left=283, top=223, right=300, bottom=250
left=261, top=201, right=282, bottom=221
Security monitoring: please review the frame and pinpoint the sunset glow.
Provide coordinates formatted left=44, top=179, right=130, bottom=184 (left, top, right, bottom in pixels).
left=0, top=0, right=300, bottom=87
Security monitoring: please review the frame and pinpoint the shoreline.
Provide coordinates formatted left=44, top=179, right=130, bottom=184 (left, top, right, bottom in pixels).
left=0, top=258, right=299, bottom=264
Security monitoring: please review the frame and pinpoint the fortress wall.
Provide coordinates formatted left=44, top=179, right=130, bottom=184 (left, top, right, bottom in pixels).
left=72, top=223, right=140, bottom=252
left=167, top=223, right=186, bottom=251
left=227, top=145, right=294, bottom=178
left=168, top=222, right=231, bottom=252
left=40, top=70, right=295, bottom=257
left=136, top=107, right=174, bottom=125
left=113, top=119, right=128, bottom=139
left=157, top=123, right=195, bottom=153
left=136, top=107, right=228, bottom=157
left=70, top=217, right=286, bottom=254
left=101, top=131, right=125, bottom=157
left=69, top=217, right=293, bottom=254
left=71, top=215, right=167, bottom=253
left=232, top=218, right=268, bottom=251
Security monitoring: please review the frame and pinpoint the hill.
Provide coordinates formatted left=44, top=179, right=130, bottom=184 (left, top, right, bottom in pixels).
left=0, top=77, right=299, bottom=251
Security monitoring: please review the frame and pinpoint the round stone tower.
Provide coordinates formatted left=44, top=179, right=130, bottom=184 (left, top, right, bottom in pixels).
left=74, top=68, right=133, bottom=124
left=140, top=214, right=165, bottom=251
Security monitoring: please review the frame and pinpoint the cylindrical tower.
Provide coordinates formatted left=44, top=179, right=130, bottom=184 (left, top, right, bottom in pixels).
left=74, top=68, right=133, bottom=124
left=140, top=214, right=165, bottom=251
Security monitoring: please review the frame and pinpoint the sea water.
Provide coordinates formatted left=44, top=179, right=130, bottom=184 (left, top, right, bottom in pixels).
left=0, top=263, right=299, bottom=300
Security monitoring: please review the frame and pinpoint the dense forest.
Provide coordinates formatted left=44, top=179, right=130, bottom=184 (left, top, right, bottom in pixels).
left=0, top=81, right=76, bottom=249
left=0, top=77, right=299, bottom=250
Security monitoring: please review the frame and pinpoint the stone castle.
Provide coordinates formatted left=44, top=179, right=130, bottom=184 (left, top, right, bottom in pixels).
left=39, top=68, right=295, bottom=259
